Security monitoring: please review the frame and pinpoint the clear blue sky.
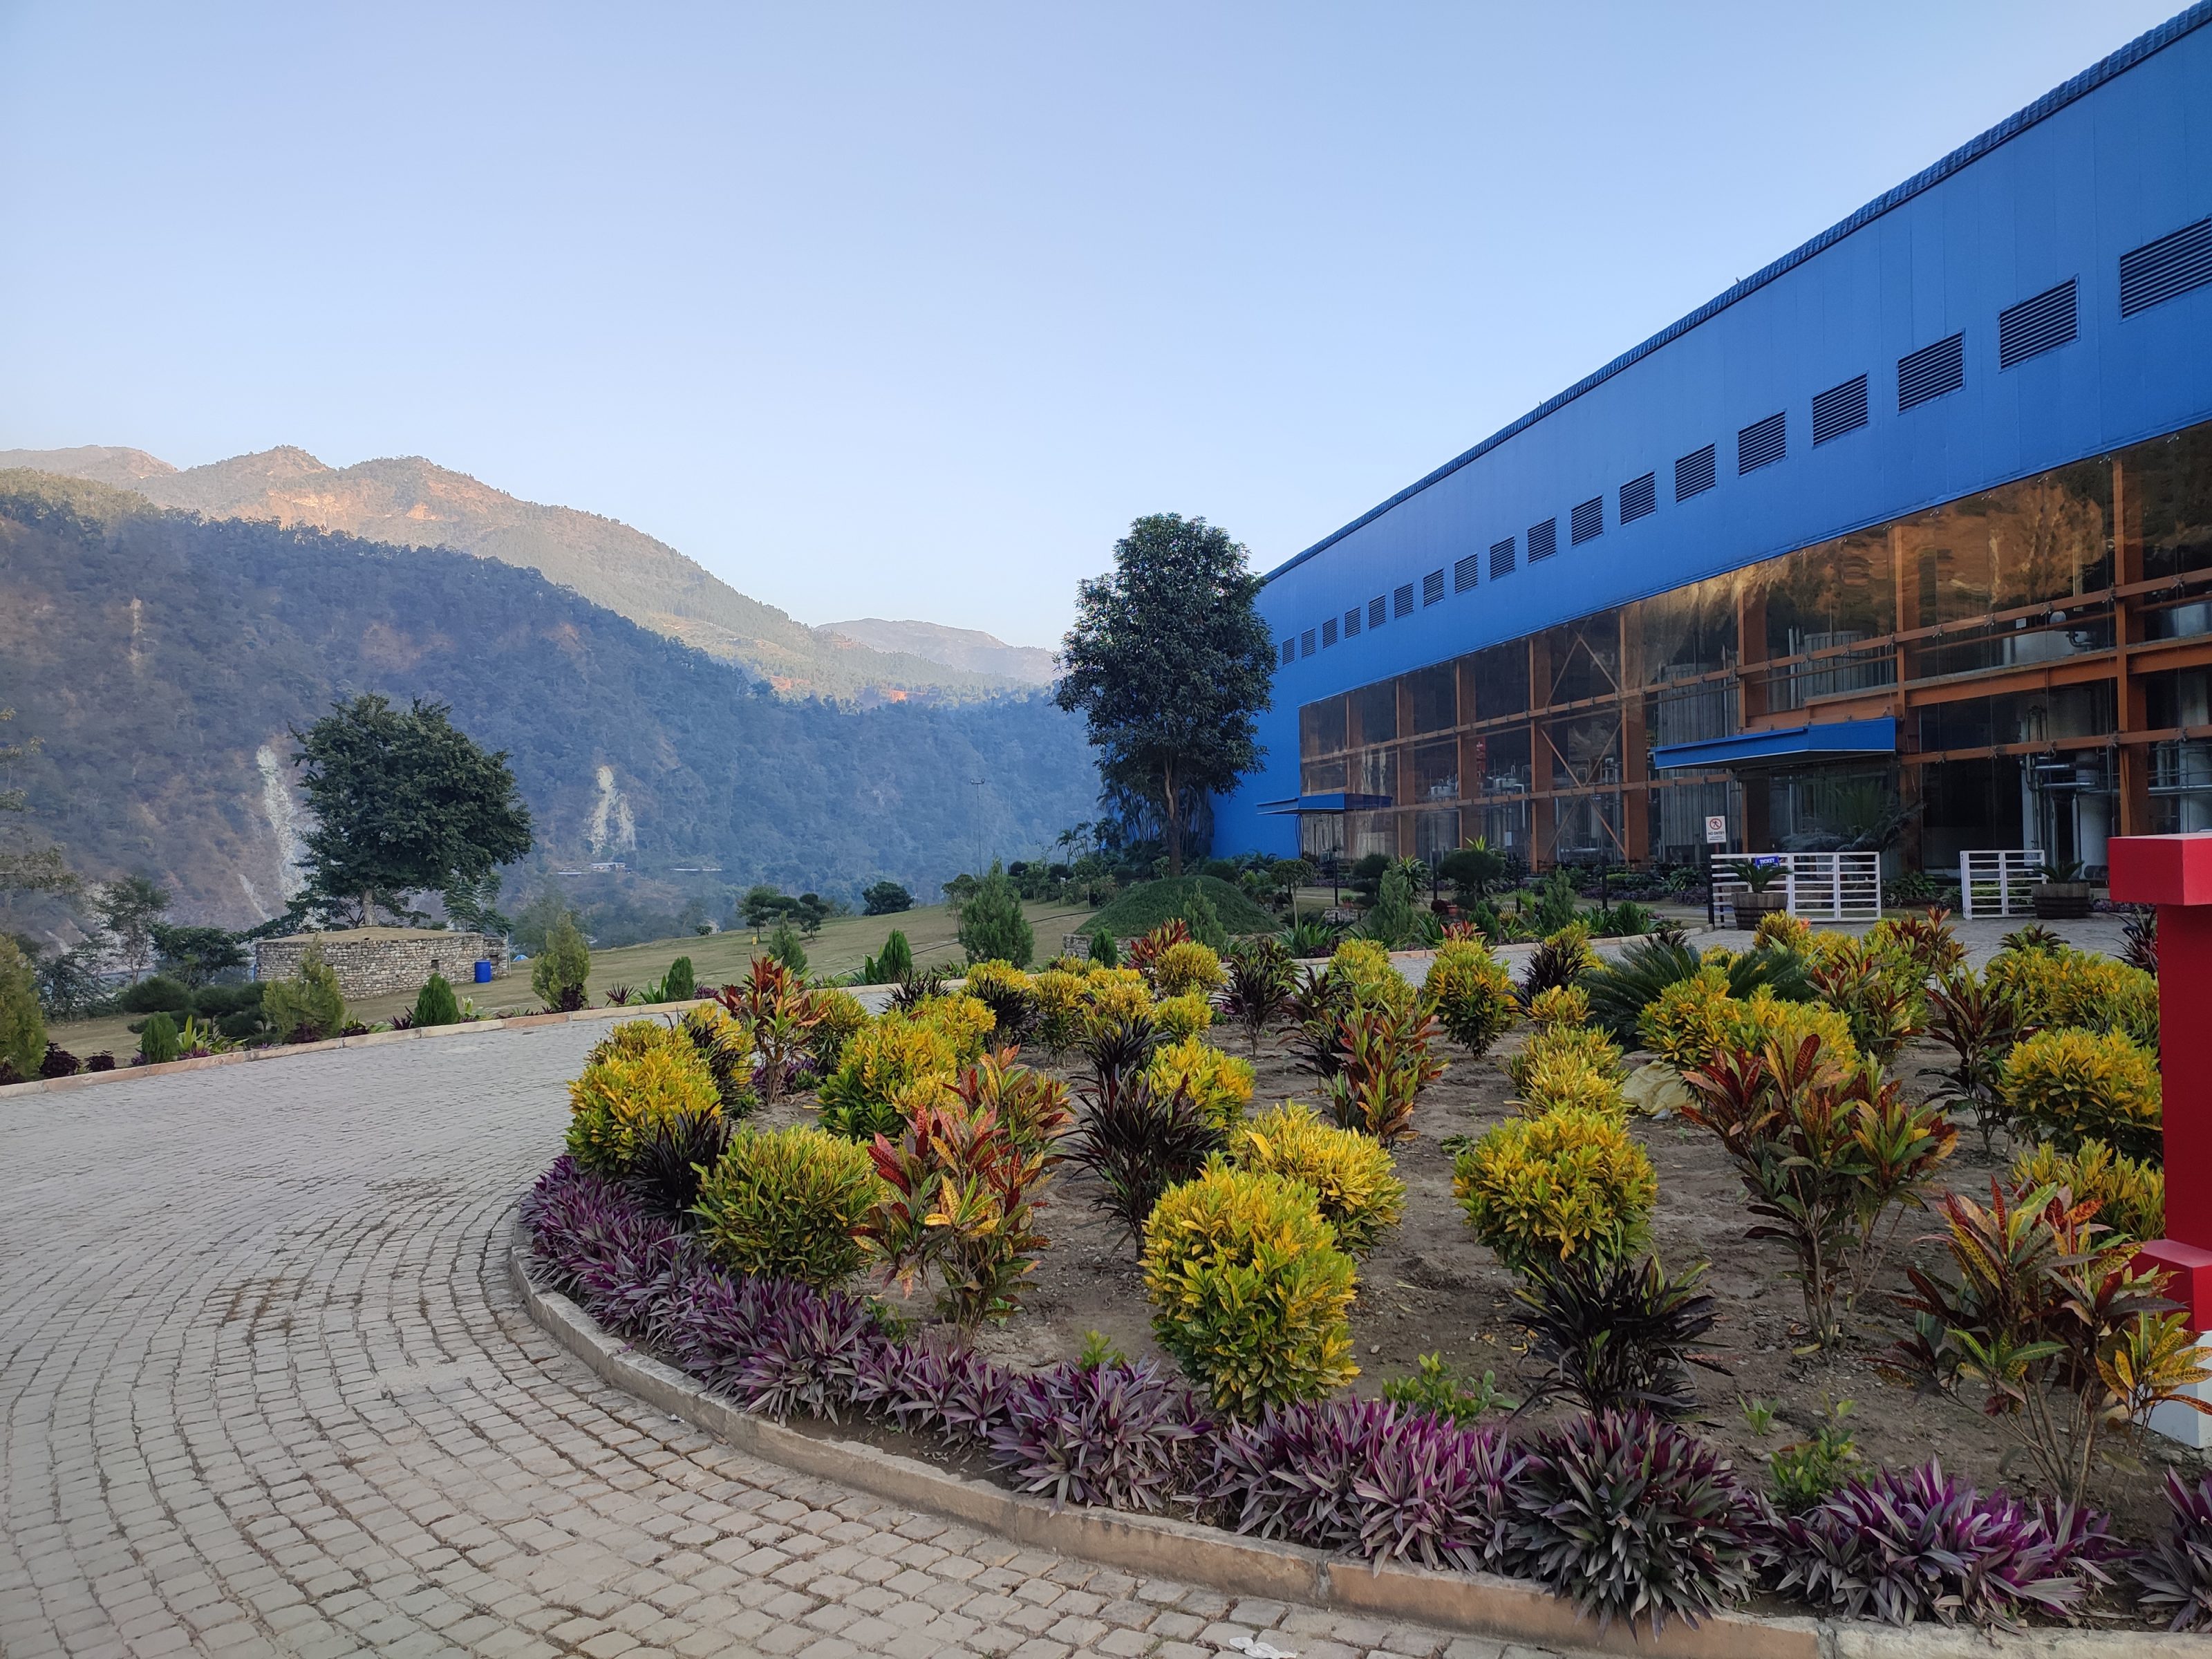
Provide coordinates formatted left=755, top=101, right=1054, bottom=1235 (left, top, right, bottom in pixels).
left=0, top=1, right=2186, bottom=647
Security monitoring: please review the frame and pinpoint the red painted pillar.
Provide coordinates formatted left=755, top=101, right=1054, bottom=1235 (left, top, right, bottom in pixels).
left=2110, top=833, right=2212, bottom=1329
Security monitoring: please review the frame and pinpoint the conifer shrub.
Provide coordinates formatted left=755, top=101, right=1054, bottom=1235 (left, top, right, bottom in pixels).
left=1145, top=1034, right=1254, bottom=1132
left=817, top=1013, right=961, bottom=1141
left=565, top=1042, right=722, bottom=1174
left=957, top=864, right=1035, bottom=967
left=412, top=972, right=461, bottom=1029
left=659, top=955, right=696, bottom=1003
left=1151, top=939, right=1227, bottom=1001
left=0, top=935, right=44, bottom=1080
left=1421, top=939, right=1517, bottom=1058
left=1089, top=928, right=1119, bottom=968
left=138, top=1010, right=182, bottom=1065
left=531, top=914, right=592, bottom=1011
left=1142, top=1164, right=1358, bottom=1416
left=694, top=1125, right=879, bottom=1287
left=1152, top=992, right=1215, bottom=1042
left=1231, top=1103, right=1405, bottom=1255
left=1452, top=1107, right=1656, bottom=1274
left=2000, top=1028, right=2162, bottom=1164
left=2011, top=1136, right=2162, bottom=1241
left=262, top=940, right=347, bottom=1041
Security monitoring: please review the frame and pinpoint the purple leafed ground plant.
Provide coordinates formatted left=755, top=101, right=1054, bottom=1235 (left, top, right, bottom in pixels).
left=986, top=1359, right=1212, bottom=1513
left=1771, top=1460, right=2113, bottom=1631
left=2134, top=1470, right=2212, bottom=1631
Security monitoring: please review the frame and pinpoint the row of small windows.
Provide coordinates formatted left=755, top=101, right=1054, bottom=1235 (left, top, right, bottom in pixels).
left=1277, top=213, right=2212, bottom=669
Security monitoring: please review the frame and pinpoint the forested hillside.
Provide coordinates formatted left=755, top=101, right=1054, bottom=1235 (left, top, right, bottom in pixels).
left=0, top=444, right=1031, bottom=700
left=0, top=473, right=1096, bottom=926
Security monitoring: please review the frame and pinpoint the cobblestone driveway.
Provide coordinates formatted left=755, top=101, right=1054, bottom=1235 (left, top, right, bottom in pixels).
left=0, top=1027, right=1582, bottom=1659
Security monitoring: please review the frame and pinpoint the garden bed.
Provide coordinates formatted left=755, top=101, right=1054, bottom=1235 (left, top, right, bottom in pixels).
left=732, top=1022, right=2197, bottom=1544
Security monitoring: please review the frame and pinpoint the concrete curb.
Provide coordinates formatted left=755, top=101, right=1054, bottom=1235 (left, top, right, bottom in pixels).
left=1, top=997, right=716, bottom=1100
left=509, top=1244, right=2206, bottom=1658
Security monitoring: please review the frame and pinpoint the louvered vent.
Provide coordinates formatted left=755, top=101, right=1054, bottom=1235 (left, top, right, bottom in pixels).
left=2121, top=218, right=2212, bottom=317
left=1423, top=570, right=1445, bottom=606
left=1300, top=629, right=1316, bottom=658
left=1738, top=412, right=1786, bottom=473
left=1489, top=537, right=1516, bottom=579
left=1811, top=375, right=1868, bottom=446
left=1620, top=472, right=1656, bottom=523
left=1344, top=606, right=1362, bottom=638
left=1998, top=279, right=2077, bottom=369
left=1676, top=444, right=1716, bottom=500
left=1394, top=583, right=1415, bottom=618
left=1897, top=333, right=1964, bottom=411
left=1570, top=497, right=1602, bottom=545
left=1321, top=617, right=1338, bottom=648
left=1454, top=554, right=1478, bottom=593
left=1280, top=639, right=1295, bottom=666
left=1528, top=518, right=1557, bottom=562
left=1369, top=596, right=1387, bottom=628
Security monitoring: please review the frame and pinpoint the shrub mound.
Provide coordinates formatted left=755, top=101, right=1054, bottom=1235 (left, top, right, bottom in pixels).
left=1086, top=876, right=1275, bottom=941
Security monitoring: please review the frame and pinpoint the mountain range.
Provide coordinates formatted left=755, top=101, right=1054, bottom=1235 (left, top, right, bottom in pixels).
left=0, top=470, right=1096, bottom=932
left=0, top=444, right=1056, bottom=700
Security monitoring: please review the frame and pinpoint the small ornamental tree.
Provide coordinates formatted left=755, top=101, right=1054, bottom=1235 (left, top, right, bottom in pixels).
left=0, top=935, right=44, bottom=1079
left=1055, top=514, right=1275, bottom=875
left=957, top=863, right=1034, bottom=967
left=413, top=973, right=461, bottom=1029
left=862, top=881, right=913, bottom=915
left=150, top=924, right=247, bottom=988
left=532, top=915, right=591, bottom=1011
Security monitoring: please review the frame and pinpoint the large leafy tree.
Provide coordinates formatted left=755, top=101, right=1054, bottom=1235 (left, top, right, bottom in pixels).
left=293, top=695, right=533, bottom=926
left=1055, top=514, right=1275, bottom=875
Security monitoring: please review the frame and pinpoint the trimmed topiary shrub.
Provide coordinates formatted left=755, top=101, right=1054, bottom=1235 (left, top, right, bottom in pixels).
left=1231, top=1102, right=1405, bottom=1255
left=1517, top=1409, right=1765, bottom=1635
left=1143, top=1164, right=1358, bottom=1416
left=565, top=1042, right=721, bottom=1174
left=1421, top=939, right=1517, bottom=1058
left=1452, top=1106, right=1656, bottom=1273
left=693, top=1125, right=879, bottom=1287
left=412, top=972, right=461, bottom=1029
left=2001, top=1027, right=2163, bottom=1164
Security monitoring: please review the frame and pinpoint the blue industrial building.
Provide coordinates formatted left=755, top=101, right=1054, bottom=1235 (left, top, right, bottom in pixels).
left=1220, top=4, right=2212, bottom=882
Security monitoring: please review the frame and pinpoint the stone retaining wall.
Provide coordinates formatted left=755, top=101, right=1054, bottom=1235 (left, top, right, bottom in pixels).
left=253, top=928, right=507, bottom=997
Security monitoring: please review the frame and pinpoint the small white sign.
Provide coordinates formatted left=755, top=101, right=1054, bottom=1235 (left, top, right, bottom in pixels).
left=1704, top=815, right=1729, bottom=845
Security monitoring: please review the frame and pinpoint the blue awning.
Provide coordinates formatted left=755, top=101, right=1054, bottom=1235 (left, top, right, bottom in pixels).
left=1651, top=716, right=1897, bottom=771
left=1256, top=791, right=1396, bottom=816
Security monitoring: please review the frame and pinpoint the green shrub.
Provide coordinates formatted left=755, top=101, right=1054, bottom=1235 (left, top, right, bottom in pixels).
left=1231, top=1102, right=1405, bottom=1254
left=412, top=972, right=460, bottom=1029
left=1381, top=1353, right=1512, bottom=1425
left=694, top=1126, right=879, bottom=1287
left=565, top=1042, right=721, bottom=1173
left=1089, top=928, right=1119, bottom=968
left=957, top=863, right=1035, bottom=968
left=1174, top=885, right=1230, bottom=953
left=862, top=928, right=915, bottom=984
left=263, top=941, right=347, bottom=1041
left=2012, top=1136, right=2163, bottom=1243
left=2001, top=1028, right=2162, bottom=1165
left=1421, top=939, right=1517, bottom=1057
left=660, top=955, right=696, bottom=1003
left=1452, top=1106, right=1656, bottom=1273
left=1087, top=875, right=1274, bottom=941
left=531, top=915, right=591, bottom=1011
left=118, top=973, right=192, bottom=1016
left=1142, top=1163, right=1358, bottom=1416
left=817, top=1013, right=960, bottom=1141
left=765, top=921, right=808, bottom=976
left=138, top=1009, right=181, bottom=1065
left=1360, top=865, right=1422, bottom=950
left=0, top=935, right=44, bottom=1079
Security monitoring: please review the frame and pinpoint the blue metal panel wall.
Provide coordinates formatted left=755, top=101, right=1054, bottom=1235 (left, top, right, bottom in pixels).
left=1219, top=6, right=2212, bottom=856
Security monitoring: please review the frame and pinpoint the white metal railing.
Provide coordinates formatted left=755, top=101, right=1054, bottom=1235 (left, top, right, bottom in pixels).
left=1959, top=850, right=2041, bottom=919
left=1712, top=850, right=1884, bottom=926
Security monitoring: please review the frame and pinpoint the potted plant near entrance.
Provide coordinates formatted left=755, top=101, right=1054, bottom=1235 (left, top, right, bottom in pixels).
left=1723, top=858, right=1791, bottom=923
left=2032, top=856, right=2094, bottom=920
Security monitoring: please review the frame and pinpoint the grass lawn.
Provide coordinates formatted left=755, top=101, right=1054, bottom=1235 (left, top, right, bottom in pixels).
left=45, top=898, right=1098, bottom=1064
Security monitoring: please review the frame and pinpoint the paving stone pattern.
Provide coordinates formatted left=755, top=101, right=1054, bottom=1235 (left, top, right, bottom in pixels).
left=0, top=1026, right=1587, bottom=1659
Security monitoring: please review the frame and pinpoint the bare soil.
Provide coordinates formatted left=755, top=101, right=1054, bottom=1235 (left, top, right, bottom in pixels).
left=754, top=1022, right=2203, bottom=1541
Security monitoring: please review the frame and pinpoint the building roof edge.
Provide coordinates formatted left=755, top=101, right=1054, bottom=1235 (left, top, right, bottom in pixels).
left=1263, top=1, right=2212, bottom=585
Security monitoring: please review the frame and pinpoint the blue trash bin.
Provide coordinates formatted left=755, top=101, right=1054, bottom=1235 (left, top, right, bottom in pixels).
left=474, top=959, right=493, bottom=984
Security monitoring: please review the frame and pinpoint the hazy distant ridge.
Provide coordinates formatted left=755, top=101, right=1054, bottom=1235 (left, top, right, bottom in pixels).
left=0, top=444, right=1035, bottom=702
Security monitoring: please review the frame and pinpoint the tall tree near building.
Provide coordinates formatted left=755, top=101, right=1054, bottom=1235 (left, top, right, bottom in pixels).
left=1054, top=514, right=1275, bottom=876
left=293, top=695, right=533, bottom=926
left=95, top=875, right=169, bottom=982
